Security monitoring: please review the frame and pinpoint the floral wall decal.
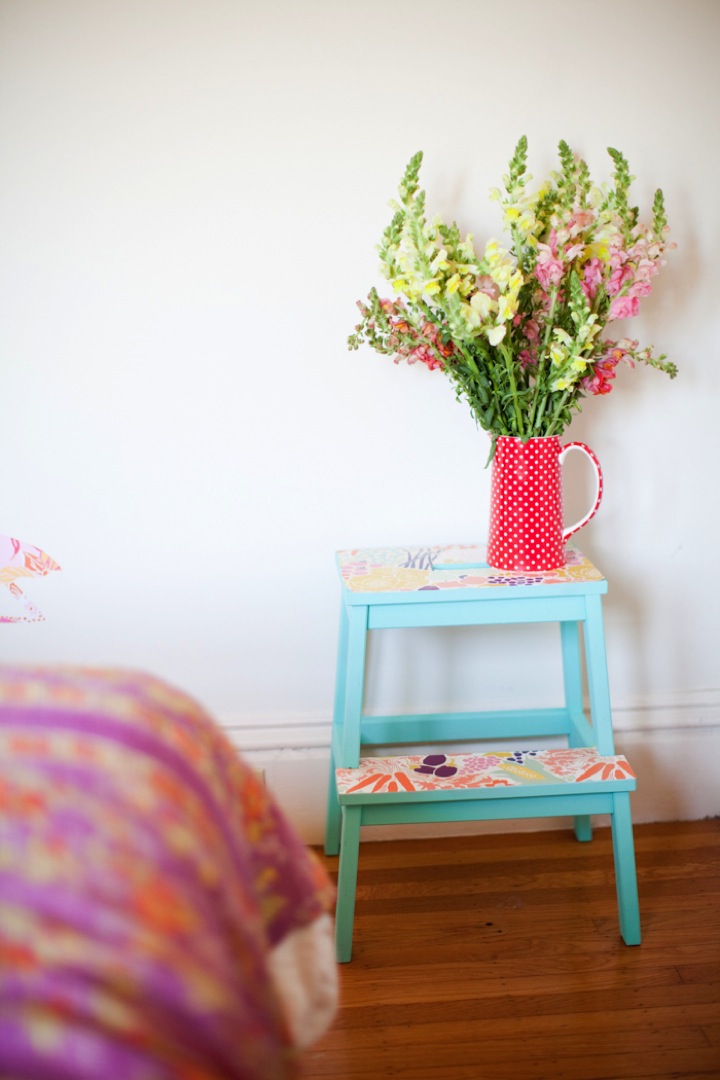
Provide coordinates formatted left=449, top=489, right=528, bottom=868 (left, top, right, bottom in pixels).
left=0, top=534, right=61, bottom=622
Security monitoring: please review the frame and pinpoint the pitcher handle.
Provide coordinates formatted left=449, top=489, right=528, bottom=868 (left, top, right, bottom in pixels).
left=559, top=442, right=604, bottom=542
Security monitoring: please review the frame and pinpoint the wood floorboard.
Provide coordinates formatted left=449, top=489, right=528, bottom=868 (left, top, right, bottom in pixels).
left=300, top=819, right=720, bottom=1080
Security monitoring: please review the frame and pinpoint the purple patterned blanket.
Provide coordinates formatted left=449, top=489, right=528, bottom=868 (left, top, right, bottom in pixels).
left=0, top=667, right=336, bottom=1079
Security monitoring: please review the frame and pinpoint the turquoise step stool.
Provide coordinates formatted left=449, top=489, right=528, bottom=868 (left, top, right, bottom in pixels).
left=324, top=542, right=641, bottom=962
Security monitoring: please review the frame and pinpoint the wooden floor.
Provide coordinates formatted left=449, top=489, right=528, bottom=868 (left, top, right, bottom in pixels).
left=301, top=819, right=720, bottom=1080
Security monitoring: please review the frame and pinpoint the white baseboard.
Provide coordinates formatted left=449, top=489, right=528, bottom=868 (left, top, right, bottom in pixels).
left=220, top=690, right=720, bottom=846
left=609, top=687, right=720, bottom=732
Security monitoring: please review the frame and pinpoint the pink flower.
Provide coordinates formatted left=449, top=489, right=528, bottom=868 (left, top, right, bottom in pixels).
left=609, top=294, right=640, bottom=320
left=524, top=318, right=540, bottom=341
left=583, top=373, right=613, bottom=396
left=408, top=345, right=444, bottom=370
left=582, top=343, right=635, bottom=396
left=564, top=242, right=585, bottom=261
left=607, top=264, right=634, bottom=296
left=581, top=258, right=604, bottom=300
left=582, top=357, right=617, bottom=396
left=475, top=275, right=499, bottom=301
left=380, top=298, right=403, bottom=315
left=421, top=321, right=455, bottom=359
left=535, top=243, right=564, bottom=289
left=634, top=257, right=659, bottom=282
left=567, top=209, right=595, bottom=236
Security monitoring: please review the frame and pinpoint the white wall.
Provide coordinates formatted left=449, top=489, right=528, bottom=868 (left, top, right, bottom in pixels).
left=1, top=0, right=718, bottom=840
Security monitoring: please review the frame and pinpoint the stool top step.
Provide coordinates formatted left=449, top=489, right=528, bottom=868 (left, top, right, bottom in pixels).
left=336, top=747, right=635, bottom=796
left=336, top=543, right=605, bottom=600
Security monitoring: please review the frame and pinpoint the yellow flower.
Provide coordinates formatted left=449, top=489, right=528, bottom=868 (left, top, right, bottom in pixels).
left=484, top=240, right=515, bottom=288
left=518, top=210, right=537, bottom=234
left=458, top=237, right=478, bottom=262
left=430, top=250, right=450, bottom=273
left=469, top=291, right=494, bottom=319
left=461, top=303, right=482, bottom=329
left=497, top=293, right=518, bottom=322
left=584, top=242, right=609, bottom=263
left=576, top=319, right=600, bottom=346
left=587, top=185, right=604, bottom=208
left=491, top=264, right=512, bottom=289
left=487, top=324, right=506, bottom=346
left=507, top=269, right=524, bottom=297
left=484, top=238, right=501, bottom=261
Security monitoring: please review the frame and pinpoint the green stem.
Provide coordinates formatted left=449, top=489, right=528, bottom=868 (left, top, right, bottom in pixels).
left=451, top=340, right=507, bottom=435
left=527, top=288, right=558, bottom=431
left=457, top=341, right=482, bottom=380
left=500, top=341, right=525, bottom=438
left=544, top=390, right=572, bottom=436
left=533, top=393, right=550, bottom=434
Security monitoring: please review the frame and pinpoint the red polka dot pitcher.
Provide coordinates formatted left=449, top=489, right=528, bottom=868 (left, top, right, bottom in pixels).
left=487, top=436, right=603, bottom=571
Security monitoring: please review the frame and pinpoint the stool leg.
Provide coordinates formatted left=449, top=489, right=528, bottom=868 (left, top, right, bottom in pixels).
left=324, top=746, right=340, bottom=856
left=335, top=805, right=362, bottom=963
left=560, top=620, right=584, bottom=720
left=340, top=605, right=369, bottom=768
left=325, top=602, right=350, bottom=855
left=325, top=600, right=349, bottom=851
left=573, top=814, right=593, bottom=843
left=611, top=792, right=641, bottom=946
left=561, top=621, right=592, bottom=842
left=583, top=596, right=615, bottom=756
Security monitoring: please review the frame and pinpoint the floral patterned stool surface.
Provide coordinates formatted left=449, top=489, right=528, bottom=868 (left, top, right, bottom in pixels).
left=336, top=747, right=635, bottom=796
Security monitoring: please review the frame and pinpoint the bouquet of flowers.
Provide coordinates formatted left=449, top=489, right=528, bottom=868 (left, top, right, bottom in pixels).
left=349, top=138, right=677, bottom=446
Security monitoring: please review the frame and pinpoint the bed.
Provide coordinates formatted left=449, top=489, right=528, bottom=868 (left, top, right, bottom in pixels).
left=0, top=665, right=338, bottom=1079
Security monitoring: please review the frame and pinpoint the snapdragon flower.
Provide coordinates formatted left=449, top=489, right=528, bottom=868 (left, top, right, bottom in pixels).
left=350, top=139, right=677, bottom=440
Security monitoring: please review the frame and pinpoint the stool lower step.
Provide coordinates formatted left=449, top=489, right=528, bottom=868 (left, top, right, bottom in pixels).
left=336, top=747, right=635, bottom=800
left=332, top=747, right=640, bottom=961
